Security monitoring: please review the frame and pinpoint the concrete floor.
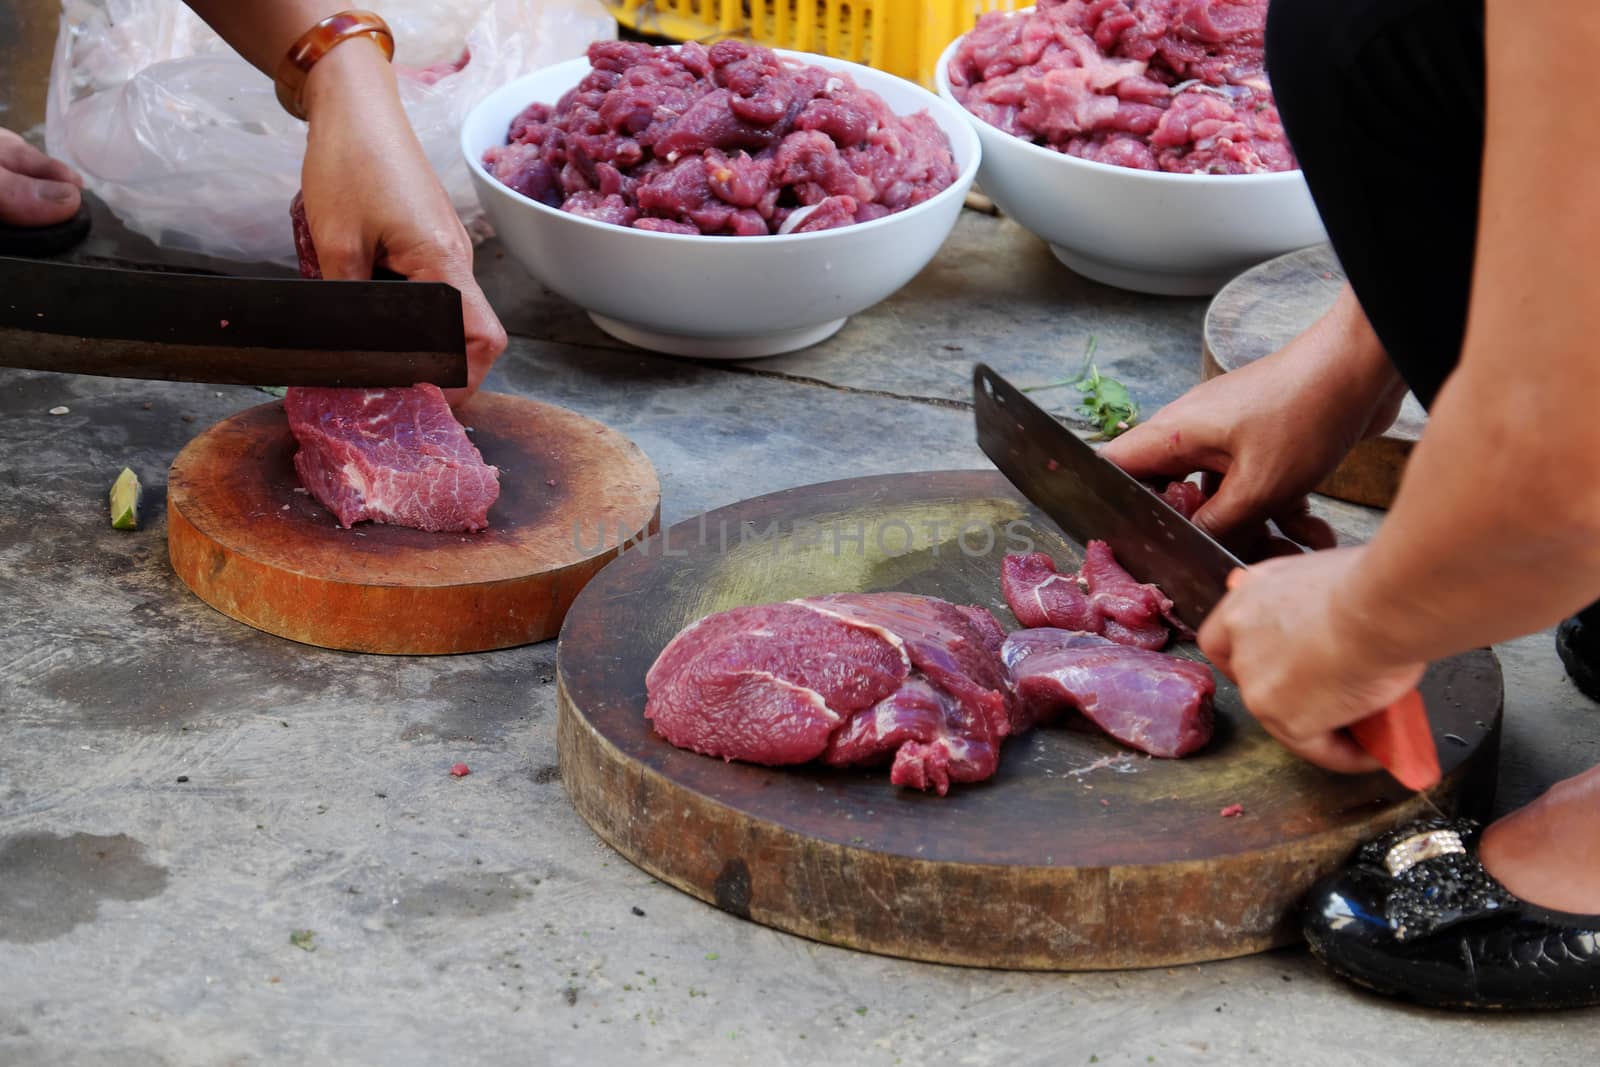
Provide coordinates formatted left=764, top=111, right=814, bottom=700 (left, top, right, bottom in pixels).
left=4, top=8, right=1600, bottom=1066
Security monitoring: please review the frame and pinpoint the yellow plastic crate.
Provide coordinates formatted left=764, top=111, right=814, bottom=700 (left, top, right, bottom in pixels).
left=606, top=0, right=1022, bottom=88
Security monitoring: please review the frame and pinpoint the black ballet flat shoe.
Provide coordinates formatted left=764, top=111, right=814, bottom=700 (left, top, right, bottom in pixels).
left=1302, top=818, right=1600, bottom=1011
left=1556, top=613, right=1600, bottom=703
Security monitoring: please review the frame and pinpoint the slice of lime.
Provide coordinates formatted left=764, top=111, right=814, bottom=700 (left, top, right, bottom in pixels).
left=110, top=467, right=141, bottom=530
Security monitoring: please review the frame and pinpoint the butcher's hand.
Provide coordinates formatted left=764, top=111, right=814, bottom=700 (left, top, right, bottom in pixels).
left=1100, top=285, right=1404, bottom=555
left=0, top=128, right=82, bottom=228
left=298, top=40, right=505, bottom=403
left=1199, top=546, right=1424, bottom=774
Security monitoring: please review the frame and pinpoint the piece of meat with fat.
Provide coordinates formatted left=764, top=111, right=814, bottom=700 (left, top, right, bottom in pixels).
left=1001, top=552, right=1099, bottom=631
left=808, top=592, right=1018, bottom=738
left=284, top=384, right=501, bottom=532
left=1002, top=627, right=1215, bottom=757
left=285, top=195, right=499, bottom=533
left=645, top=593, right=1016, bottom=795
left=1000, top=539, right=1175, bottom=650
left=1080, top=539, right=1174, bottom=650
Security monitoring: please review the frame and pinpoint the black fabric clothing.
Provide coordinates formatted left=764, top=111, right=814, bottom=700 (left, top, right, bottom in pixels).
left=1266, top=0, right=1485, bottom=410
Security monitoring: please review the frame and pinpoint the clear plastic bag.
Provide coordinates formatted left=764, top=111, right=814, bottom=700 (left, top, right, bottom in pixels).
left=45, top=0, right=616, bottom=266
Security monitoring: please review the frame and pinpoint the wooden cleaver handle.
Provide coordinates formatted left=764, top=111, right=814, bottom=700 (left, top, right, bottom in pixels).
left=1348, top=689, right=1441, bottom=792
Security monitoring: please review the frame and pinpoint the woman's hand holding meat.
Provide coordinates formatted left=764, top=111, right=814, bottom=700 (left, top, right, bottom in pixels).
left=1100, top=284, right=1406, bottom=556
left=178, top=2, right=508, bottom=403
left=297, top=41, right=505, bottom=402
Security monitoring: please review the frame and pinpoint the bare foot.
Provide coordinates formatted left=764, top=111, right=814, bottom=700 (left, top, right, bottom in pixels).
left=1477, top=763, right=1600, bottom=914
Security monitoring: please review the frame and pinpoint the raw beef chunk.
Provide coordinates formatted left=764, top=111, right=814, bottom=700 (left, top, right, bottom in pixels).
left=1001, top=540, right=1174, bottom=650
left=1158, top=479, right=1205, bottom=518
left=1080, top=540, right=1174, bottom=651
left=1002, top=627, right=1215, bottom=756
left=284, top=384, right=501, bottom=533
left=1002, top=552, right=1100, bottom=631
left=645, top=593, right=1015, bottom=795
left=285, top=196, right=500, bottom=534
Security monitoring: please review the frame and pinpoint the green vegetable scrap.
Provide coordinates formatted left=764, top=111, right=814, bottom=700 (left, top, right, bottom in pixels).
left=257, top=386, right=288, bottom=398
left=1023, top=336, right=1140, bottom=439
left=109, top=467, right=141, bottom=530
left=289, top=929, right=316, bottom=952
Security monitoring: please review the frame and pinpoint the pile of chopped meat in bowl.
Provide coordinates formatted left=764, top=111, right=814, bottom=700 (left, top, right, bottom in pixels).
left=935, top=0, right=1324, bottom=296
left=462, top=40, right=980, bottom=358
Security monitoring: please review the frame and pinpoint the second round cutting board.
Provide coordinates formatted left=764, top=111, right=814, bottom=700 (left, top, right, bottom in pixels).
left=557, top=470, right=1501, bottom=970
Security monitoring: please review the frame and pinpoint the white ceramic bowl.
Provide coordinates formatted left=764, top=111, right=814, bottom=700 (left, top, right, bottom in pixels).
left=935, top=35, right=1326, bottom=296
left=462, top=51, right=981, bottom=358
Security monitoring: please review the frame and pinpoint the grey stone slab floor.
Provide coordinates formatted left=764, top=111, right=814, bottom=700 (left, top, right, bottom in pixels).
left=2, top=11, right=1598, bottom=1063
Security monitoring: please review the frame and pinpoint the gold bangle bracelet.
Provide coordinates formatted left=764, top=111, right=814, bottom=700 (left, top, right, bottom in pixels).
left=273, top=10, right=396, bottom=122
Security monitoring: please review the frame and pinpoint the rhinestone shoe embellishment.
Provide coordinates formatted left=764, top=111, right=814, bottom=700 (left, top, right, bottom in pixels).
left=1384, top=828, right=1466, bottom=876
left=1357, top=818, right=1518, bottom=942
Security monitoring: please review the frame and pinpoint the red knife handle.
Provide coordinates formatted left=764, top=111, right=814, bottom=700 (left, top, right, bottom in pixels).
left=1348, top=689, right=1440, bottom=791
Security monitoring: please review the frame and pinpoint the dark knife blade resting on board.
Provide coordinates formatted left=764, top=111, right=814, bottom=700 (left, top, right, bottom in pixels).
left=0, top=256, right=467, bottom=388
left=972, top=362, right=1441, bottom=791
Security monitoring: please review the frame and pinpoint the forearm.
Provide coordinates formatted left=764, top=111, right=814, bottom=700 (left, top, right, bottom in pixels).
left=182, top=2, right=400, bottom=124
left=183, top=3, right=351, bottom=75
left=1296, top=284, right=1408, bottom=441
left=1332, top=0, right=1600, bottom=666
left=1336, top=362, right=1600, bottom=664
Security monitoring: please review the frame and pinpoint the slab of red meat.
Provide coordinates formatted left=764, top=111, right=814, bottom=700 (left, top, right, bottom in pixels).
left=284, top=384, right=501, bottom=532
left=285, top=196, right=499, bottom=534
left=645, top=603, right=909, bottom=763
left=1001, top=627, right=1215, bottom=756
left=807, top=591, right=1020, bottom=738
left=645, top=594, right=1016, bottom=795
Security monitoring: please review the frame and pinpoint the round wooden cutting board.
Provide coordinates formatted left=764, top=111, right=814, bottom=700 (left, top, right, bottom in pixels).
left=1203, top=244, right=1427, bottom=508
left=168, top=392, right=660, bottom=655
left=557, top=470, right=1502, bottom=971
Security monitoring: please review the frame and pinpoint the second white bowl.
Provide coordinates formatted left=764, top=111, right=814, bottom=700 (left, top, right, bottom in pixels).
left=935, top=34, right=1326, bottom=296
